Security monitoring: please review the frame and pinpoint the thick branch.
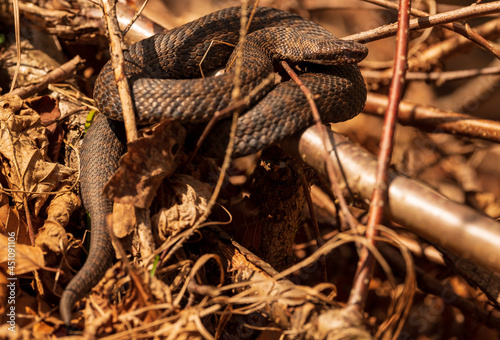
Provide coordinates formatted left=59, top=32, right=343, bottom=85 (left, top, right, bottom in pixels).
left=282, top=126, right=500, bottom=274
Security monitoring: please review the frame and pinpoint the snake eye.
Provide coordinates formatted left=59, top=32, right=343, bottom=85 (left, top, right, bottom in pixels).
left=344, top=44, right=368, bottom=63
left=355, top=51, right=365, bottom=61
left=356, top=45, right=369, bottom=60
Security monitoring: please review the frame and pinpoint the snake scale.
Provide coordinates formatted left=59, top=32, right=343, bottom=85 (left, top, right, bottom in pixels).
left=60, top=6, right=367, bottom=325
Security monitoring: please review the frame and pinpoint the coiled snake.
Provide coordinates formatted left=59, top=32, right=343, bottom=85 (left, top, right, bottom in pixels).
left=60, top=6, right=367, bottom=325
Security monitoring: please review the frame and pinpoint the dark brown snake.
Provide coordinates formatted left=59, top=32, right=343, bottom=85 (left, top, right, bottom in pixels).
left=60, top=7, right=367, bottom=325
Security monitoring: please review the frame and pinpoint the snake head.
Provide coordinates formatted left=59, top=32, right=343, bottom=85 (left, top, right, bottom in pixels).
left=311, top=40, right=368, bottom=65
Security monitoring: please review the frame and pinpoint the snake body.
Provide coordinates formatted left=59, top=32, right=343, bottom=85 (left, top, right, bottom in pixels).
left=60, top=7, right=367, bottom=325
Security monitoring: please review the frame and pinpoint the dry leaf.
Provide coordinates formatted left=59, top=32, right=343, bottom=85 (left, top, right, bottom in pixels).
left=153, top=174, right=213, bottom=240
left=0, top=234, right=45, bottom=275
left=112, top=203, right=137, bottom=239
left=0, top=95, right=76, bottom=215
left=35, top=191, right=81, bottom=253
left=104, top=120, right=186, bottom=209
left=0, top=194, right=31, bottom=245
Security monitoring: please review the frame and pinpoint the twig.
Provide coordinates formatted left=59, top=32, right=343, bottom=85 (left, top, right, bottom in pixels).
left=161, top=0, right=254, bottom=265
left=380, top=244, right=500, bottom=329
left=348, top=0, right=411, bottom=314
left=23, top=195, right=35, bottom=245
left=280, top=61, right=359, bottom=230
left=121, top=0, right=151, bottom=38
left=361, top=0, right=500, bottom=59
left=362, top=65, right=500, bottom=83
left=394, top=235, right=444, bottom=266
left=364, top=92, right=500, bottom=143
left=10, top=56, right=83, bottom=98
left=345, top=1, right=500, bottom=43
left=205, top=226, right=374, bottom=338
left=190, top=73, right=274, bottom=161
left=100, top=0, right=137, bottom=142
left=106, top=214, right=150, bottom=305
left=115, top=2, right=165, bottom=44
left=9, top=0, right=20, bottom=92
left=406, top=16, right=500, bottom=71
left=294, top=163, right=327, bottom=283
left=100, top=0, right=157, bottom=300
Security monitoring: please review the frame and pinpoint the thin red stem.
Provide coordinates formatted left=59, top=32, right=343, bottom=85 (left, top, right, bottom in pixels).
left=348, top=0, right=411, bottom=311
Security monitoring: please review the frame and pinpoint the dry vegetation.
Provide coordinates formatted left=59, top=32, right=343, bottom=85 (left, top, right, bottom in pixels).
left=0, top=0, right=500, bottom=339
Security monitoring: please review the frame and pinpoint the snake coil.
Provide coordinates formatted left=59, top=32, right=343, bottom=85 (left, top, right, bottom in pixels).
left=60, top=6, right=367, bottom=325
